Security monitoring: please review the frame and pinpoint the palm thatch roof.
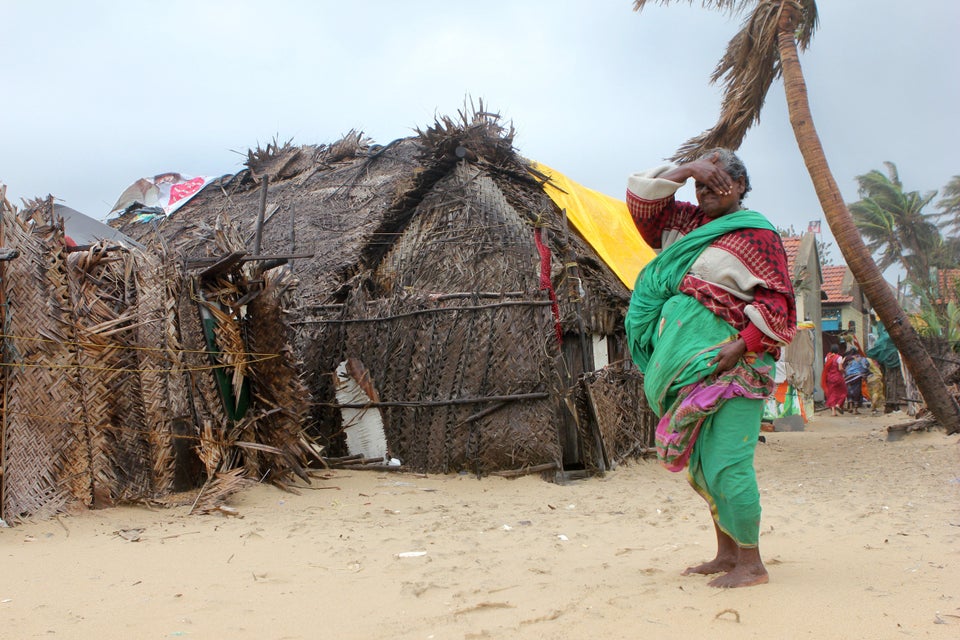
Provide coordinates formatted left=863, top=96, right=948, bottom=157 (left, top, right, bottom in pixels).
left=112, top=110, right=629, bottom=330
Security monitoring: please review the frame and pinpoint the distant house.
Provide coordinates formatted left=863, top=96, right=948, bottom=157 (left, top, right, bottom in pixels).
left=775, top=233, right=823, bottom=417
left=782, top=233, right=823, bottom=327
left=821, top=264, right=871, bottom=349
left=935, top=268, right=960, bottom=307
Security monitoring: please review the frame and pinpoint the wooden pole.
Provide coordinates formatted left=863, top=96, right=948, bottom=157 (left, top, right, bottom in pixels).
left=561, top=208, right=600, bottom=469
left=561, top=209, right=592, bottom=374
left=288, top=203, right=296, bottom=270
left=457, top=401, right=508, bottom=426
left=253, top=176, right=268, bottom=255
left=325, top=392, right=549, bottom=409
left=490, top=462, right=559, bottom=478
left=292, top=300, right=554, bottom=325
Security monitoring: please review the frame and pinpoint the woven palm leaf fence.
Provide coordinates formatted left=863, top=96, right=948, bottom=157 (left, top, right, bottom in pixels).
left=575, top=363, right=657, bottom=472
left=0, top=193, right=318, bottom=525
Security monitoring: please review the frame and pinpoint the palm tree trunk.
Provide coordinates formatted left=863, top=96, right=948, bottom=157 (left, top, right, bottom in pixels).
left=777, top=26, right=960, bottom=435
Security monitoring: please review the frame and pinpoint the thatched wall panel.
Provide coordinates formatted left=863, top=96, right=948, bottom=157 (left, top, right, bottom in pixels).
left=471, top=399, right=558, bottom=472
left=577, top=364, right=656, bottom=471
left=0, top=192, right=320, bottom=522
left=134, top=256, right=181, bottom=495
left=244, top=267, right=315, bottom=482
left=176, top=281, right=226, bottom=477
left=296, top=311, right=351, bottom=448
left=1, top=215, right=85, bottom=521
left=425, top=307, right=477, bottom=472
left=68, top=249, right=153, bottom=505
left=318, top=295, right=562, bottom=473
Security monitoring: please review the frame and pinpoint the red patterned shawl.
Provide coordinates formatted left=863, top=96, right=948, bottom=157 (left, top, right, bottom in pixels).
left=627, top=193, right=796, bottom=357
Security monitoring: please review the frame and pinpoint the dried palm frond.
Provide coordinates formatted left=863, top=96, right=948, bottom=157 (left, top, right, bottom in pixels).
left=243, top=267, right=316, bottom=485
left=203, top=295, right=249, bottom=409
left=189, top=467, right=252, bottom=514
left=196, top=420, right=222, bottom=478
left=246, top=137, right=296, bottom=169
left=633, top=1, right=818, bottom=162
left=416, top=98, right=517, bottom=167
left=321, top=130, right=374, bottom=164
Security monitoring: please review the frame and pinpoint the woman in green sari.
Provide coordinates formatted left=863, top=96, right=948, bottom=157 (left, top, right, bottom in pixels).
left=625, top=149, right=796, bottom=588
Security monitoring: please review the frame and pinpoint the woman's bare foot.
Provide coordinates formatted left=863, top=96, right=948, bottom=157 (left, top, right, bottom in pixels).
left=682, top=556, right=737, bottom=576
left=708, top=562, right=769, bottom=588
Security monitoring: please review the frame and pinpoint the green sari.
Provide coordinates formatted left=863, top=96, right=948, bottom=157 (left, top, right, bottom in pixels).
left=625, top=210, right=776, bottom=547
left=626, top=210, right=775, bottom=411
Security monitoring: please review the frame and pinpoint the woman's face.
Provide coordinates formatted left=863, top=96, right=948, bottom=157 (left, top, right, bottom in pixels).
left=695, top=175, right=746, bottom=218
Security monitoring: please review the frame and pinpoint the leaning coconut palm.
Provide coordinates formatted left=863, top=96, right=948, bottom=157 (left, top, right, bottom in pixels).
left=632, top=0, right=960, bottom=434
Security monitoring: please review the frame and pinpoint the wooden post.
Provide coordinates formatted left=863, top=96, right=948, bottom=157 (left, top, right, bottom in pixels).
left=253, top=176, right=268, bottom=255
left=288, top=203, right=296, bottom=270
left=561, top=209, right=592, bottom=374
left=561, top=208, right=606, bottom=472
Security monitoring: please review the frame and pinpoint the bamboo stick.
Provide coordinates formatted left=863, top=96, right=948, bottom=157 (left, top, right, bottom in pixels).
left=293, top=293, right=531, bottom=313
left=328, top=456, right=385, bottom=468
left=490, top=462, right=559, bottom=478
left=291, top=299, right=554, bottom=325
left=253, top=177, right=268, bottom=255
left=322, top=391, right=548, bottom=409
left=339, top=463, right=403, bottom=472
left=457, top=401, right=507, bottom=426
left=288, top=203, right=296, bottom=270
left=324, top=454, right=364, bottom=463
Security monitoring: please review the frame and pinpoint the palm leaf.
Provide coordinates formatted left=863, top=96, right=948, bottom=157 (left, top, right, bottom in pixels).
left=633, top=1, right=756, bottom=14
left=633, top=0, right=818, bottom=161
left=849, top=162, right=945, bottom=301
left=935, top=175, right=960, bottom=233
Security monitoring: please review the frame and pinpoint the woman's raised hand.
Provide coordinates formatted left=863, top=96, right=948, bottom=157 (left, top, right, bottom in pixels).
left=685, top=152, right=733, bottom=195
left=659, top=152, right=734, bottom=195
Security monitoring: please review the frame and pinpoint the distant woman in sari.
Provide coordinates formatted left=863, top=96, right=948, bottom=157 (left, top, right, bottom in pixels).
left=865, top=357, right=885, bottom=414
left=843, top=348, right=870, bottom=414
left=821, top=344, right=847, bottom=416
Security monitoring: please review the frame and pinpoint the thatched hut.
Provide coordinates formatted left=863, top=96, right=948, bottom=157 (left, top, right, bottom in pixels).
left=111, top=109, right=655, bottom=476
left=0, top=191, right=319, bottom=524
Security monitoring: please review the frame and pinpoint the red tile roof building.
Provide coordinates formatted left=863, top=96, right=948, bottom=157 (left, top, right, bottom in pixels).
left=821, top=265, right=853, bottom=304
left=781, top=235, right=801, bottom=272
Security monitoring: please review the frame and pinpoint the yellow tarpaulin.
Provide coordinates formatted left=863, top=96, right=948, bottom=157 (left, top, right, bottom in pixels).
left=531, top=161, right=655, bottom=290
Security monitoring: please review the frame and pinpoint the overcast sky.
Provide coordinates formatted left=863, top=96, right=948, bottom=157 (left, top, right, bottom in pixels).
left=3, top=1, right=958, bottom=267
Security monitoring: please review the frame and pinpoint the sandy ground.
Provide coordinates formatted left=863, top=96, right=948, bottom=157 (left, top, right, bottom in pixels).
left=2, top=411, right=958, bottom=640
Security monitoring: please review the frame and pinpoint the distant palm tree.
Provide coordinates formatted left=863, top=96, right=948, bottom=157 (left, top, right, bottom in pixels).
left=937, top=176, right=960, bottom=234
left=849, top=162, right=940, bottom=302
left=631, top=0, right=960, bottom=433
